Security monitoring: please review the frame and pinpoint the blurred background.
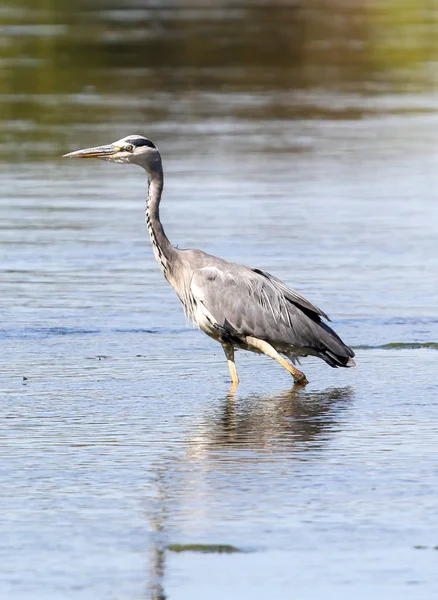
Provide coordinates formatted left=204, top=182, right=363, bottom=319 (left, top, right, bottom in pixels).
left=1, top=0, right=438, bottom=157
left=2, top=2, right=438, bottom=600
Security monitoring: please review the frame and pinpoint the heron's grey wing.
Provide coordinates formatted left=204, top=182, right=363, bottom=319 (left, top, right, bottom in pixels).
left=190, top=264, right=354, bottom=366
left=251, top=268, right=330, bottom=320
left=190, top=265, right=316, bottom=344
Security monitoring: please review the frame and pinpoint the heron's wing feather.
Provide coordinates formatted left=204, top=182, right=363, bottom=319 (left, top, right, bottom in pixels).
left=188, top=256, right=354, bottom=365
left=250, top=268, right=330, bottom=320
left=190, top=263, right=354, bottom=363
left=190, top=264, right=328, bottom=347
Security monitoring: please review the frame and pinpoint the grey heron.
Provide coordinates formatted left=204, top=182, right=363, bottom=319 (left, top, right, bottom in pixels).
left=64, top=135, right=355, bottom=387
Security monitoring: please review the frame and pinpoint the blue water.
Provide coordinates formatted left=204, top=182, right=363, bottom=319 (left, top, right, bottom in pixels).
left=1, top=2, right=438, bottom=599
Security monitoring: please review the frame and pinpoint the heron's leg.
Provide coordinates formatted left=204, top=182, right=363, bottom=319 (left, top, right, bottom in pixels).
left=245, top=336, right=308, bottom=385
left=222, top=344, right=239, bottom=387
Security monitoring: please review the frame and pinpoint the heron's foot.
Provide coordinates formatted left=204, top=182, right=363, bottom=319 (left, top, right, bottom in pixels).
left=278, top=357, right=308, bottom=385
left=292, top=372, right=308, bottom=387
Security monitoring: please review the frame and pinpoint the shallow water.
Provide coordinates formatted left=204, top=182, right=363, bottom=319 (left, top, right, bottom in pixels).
left=1, top=2, right=438, bottom=599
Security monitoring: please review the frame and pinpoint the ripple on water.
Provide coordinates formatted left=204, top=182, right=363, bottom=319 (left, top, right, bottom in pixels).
left=2, top=3, right=438, bottom=599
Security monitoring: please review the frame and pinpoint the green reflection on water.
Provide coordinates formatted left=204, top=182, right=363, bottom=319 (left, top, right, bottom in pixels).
left=0, top=0, right=437, bottom=160
left=167, top=543, right=242, bottom=554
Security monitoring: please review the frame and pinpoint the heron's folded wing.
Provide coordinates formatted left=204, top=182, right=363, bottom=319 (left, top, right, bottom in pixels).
left=190, top=265, right=325, bottom=345
left=250, top=268, right=330, bottom=321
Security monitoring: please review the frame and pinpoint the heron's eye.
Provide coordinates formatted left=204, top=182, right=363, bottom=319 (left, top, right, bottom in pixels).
left=125, top=144, right=134, bottom=152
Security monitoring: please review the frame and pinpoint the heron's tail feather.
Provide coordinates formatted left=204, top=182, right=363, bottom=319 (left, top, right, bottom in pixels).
left=314, top=321, right=355, bottom=369
left=318, top=349, right=356, bottom=368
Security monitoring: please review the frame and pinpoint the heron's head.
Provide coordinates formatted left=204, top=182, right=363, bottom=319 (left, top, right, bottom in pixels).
left=63, top=134, right=160, bottom=170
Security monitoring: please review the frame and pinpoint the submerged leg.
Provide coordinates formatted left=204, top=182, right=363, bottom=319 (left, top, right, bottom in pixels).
left=222, top=344, right=239, bottom=387
left=245, top=336, right=308, bottom=385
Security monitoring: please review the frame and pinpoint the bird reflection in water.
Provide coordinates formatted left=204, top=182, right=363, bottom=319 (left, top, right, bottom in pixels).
left=148, top=543, right=166, bottom=600
left=146, top=386, right=353, bottom=599
left=187, top=386, right=354, bottom=457
left=147, top=469, right=168, bottom=600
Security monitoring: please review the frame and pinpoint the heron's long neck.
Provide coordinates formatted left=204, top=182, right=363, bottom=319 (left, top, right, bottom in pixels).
left=145, top=171, right=177, bottom=278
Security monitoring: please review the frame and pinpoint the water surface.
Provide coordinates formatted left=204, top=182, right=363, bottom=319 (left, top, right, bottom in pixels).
left=1, top=2, right=438, bottom=599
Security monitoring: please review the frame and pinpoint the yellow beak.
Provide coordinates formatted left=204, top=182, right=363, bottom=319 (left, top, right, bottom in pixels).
left=63, top=144, right=118, bottom=159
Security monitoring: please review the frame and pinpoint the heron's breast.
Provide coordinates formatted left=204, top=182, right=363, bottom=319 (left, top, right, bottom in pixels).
left=180, top=296, right=220, bottom=341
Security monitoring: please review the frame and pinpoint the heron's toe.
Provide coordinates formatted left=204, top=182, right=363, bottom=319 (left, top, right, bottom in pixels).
left=293, top=372, right=308, bottom=386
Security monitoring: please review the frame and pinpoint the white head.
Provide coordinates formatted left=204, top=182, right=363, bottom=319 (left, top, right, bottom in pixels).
left=63, top=134, right=162, bottom=174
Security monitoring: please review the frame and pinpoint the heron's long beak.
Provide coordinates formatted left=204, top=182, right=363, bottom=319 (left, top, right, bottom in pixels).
left=63, top=144, right=117, bottom=159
